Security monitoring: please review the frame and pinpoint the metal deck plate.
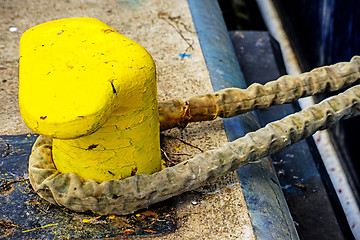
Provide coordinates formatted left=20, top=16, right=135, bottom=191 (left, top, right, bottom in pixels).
left=0, top=134, right=176, bottom=239
left=230, top=30, right=353, bottom=239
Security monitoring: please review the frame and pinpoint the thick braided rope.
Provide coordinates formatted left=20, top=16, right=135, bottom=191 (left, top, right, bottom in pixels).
left=159, top=56, right=360, bottom=130
left=28, top=84, right=360, bottom=215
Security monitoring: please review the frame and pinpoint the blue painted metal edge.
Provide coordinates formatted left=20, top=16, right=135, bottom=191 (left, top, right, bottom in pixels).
left=187, top=0, right=299, bottom=239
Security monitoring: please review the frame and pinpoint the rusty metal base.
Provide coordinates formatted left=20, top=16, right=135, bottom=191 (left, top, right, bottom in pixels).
left=0, top=134, right=176, bottom=239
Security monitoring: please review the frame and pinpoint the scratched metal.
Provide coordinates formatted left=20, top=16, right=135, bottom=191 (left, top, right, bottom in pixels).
left=0, top=134, right=176, bottom=239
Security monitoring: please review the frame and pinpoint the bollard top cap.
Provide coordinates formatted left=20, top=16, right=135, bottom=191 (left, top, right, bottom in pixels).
left=19, top=17, right=155, bottom=139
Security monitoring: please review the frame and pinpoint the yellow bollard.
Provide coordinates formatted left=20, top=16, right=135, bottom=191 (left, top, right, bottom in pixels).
left=19, top=17, right=161, bottom=182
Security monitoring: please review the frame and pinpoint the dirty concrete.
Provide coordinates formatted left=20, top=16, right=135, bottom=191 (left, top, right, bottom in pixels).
left=0, top=0, right=255, bottom=239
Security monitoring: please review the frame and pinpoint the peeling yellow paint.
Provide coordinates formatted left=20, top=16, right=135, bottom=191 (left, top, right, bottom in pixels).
left=82, top=216, right=101, bottom=223
left=22, top=223, right=59, bottom=233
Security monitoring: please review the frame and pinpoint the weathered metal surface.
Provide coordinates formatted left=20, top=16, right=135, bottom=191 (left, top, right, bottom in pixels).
left=230, top=30, right=354, bottom=239
left=187, top=1, right=299, bottom=239
left=0, top=134, right=175, bottom=239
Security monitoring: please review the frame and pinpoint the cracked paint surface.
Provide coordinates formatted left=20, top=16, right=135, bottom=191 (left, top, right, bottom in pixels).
left=19, top=18, right=161, bottom=182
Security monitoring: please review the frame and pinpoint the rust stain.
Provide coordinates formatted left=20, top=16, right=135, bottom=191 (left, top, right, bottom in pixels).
left=113, top=217, right=132, bottom=228
left=295, top=183, right=306, bottom=190
left=124, top=229, right=135, bottom=235
left=24, top=200, right=41, bottom=205
left=102, top=29, right=116, bottom=34
left=137, top=210, right=159, bottom=223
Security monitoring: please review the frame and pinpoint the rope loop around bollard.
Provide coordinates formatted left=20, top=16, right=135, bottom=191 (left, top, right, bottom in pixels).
left=29, top=84, right=360, bottom=215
